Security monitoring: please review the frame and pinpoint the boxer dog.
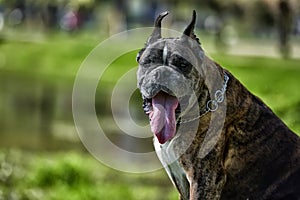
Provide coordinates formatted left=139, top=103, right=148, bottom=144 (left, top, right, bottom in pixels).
left=136, top=11, right=300, bottom=200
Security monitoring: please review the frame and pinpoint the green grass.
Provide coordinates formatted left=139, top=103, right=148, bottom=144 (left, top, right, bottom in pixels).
left=0, top=149, right=176, bottom=200
left=0, top=41, right=89, bottom=81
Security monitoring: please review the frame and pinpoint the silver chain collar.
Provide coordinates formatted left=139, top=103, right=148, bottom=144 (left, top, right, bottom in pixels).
left=179, top=72, right=229, bottom=124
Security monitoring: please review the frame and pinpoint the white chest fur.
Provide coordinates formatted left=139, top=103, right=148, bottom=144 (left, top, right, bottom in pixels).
left=154, top=138, right=190, bottom=199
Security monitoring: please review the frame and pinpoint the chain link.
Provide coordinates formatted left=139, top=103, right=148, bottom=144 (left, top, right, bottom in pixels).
left=179, top=72, right=229, bottom=124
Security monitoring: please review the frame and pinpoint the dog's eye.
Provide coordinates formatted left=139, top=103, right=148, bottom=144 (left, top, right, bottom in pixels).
left=171, top=55, right=193, bottom=73
left=139, top=50, right=163, bottom=66
left=180, top=61, right=193, bottom=72
left=136, top=48, right=145, bottom=63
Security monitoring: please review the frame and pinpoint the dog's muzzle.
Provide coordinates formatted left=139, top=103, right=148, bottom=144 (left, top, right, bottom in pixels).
left=138, top=66, right=197, bottom=144
left=139, top=66, right=191, bottom=99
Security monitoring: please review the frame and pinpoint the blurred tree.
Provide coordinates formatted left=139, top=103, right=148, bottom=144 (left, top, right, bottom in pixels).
left=206, top=0, right=228, bottom=52
left=39, top=85, right=56, bottom=148
left=278, top=0, right=293, bottom=59
left=44, top=2, right=58, bottom=28
left=253, top=0, right=275, bottom=37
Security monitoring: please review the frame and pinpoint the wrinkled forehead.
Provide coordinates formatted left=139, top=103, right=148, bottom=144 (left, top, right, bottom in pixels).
left=140, top=38, right=198, bottom=64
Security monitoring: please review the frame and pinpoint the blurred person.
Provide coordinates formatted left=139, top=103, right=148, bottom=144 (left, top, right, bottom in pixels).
left=59, top=3, right=79, bottom=32
left=76, top=4, right=95, bottom=29
left=7, top=0, right=26, bottom=27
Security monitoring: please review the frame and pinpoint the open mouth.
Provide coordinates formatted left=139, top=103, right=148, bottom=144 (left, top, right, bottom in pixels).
left=143, top=91, right=182, bottom=144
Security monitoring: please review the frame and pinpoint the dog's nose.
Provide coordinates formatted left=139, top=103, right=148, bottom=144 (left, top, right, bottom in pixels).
left=140, top=66, right=188, bottom=99
left=153, top=68, right=173, bottom=81
left=144, top=84, right=171, bottom=99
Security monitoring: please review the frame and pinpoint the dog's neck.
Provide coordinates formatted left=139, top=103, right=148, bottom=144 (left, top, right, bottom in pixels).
left=180, top=56, right=229, bottom=124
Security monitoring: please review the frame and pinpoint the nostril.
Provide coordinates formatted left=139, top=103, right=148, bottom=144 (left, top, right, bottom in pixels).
left=154, top=71, right=160, bottom=79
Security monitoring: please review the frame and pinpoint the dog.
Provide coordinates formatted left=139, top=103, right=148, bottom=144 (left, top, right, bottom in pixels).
left=136, top=11, right=300, bottom=200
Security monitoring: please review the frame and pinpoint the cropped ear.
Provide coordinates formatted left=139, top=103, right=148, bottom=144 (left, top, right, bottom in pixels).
left=137, top=11, right=169, bottom=63
left=146, top=11, right=169, bottom=45
left=182, top=10, right=200, bottom=44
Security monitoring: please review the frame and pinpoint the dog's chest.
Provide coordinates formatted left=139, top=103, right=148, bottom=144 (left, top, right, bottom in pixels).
left=154, top=138, right=190, bottom=198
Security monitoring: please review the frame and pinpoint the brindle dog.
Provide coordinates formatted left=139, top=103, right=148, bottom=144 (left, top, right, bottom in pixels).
left=136, top=11, right=300, bottom=200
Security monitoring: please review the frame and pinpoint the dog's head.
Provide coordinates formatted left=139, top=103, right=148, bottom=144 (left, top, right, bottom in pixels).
left=137, top=11, right=207, bottom=144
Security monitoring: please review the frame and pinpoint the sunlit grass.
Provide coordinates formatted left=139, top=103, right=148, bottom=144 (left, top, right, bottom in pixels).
left=0, top=149, right=176, bottom=200
left=0, top=39, right=93, bottom=81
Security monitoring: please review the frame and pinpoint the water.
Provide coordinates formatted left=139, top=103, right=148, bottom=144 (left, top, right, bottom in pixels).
left=0, top=72, right=153, bottom=152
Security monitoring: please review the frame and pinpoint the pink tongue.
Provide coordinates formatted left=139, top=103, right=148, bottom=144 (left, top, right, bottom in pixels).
left=149, top=92, right=178, bottom=144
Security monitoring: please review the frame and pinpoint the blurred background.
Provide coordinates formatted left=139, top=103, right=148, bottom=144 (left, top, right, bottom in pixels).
left=0, top=0, right=300, bottom=199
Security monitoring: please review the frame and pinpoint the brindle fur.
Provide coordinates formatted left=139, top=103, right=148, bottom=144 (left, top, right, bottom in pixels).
left=177, top=57, right=300, bottom=200
left=137, top=11, right=300, bottom=200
